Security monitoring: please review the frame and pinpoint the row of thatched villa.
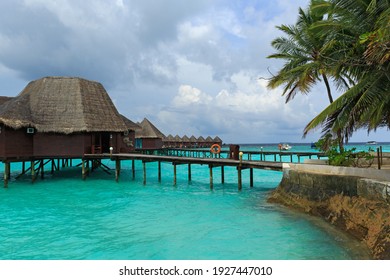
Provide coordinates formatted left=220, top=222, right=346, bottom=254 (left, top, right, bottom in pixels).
left=163, top=135, right=222, bottom=148
left=0, top=76, right=223, bottom=163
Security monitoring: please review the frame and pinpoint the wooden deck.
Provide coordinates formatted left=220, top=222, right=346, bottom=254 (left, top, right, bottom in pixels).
left=84, top=153, right=284, bottom=190
left=140, top=148, right=327, bottom=163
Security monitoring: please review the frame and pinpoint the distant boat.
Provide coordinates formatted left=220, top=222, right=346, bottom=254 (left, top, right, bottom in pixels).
left=279, top=143, right=292, bottom=150
left=367, top=141, right=377, bottom=145
left=310, top=142, right=317, bottom=149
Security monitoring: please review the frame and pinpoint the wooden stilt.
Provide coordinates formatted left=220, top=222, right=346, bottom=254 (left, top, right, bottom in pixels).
left=188, top=164, right=192, bottom=182
left=237, top=166, right=242, bottom=191
left=173, top=164, right=177, bottom=186
left=250, top=168, right=254, bottom=187
left=221, top=166, right=225, bottom=184
left=158, top=161, right=161, bottom=182
left=31, top=161, right=36, bottom=182
left=82, top=160, right=87, bottom=180
left=22, top=162, right=26, bottom=173
left=209, top=165, right=213, bottom=190
left=143, top=161, right=146, bottom=185
left=40, top=160, right=44, bottom=179
left=132, top=159, right=135, bottom=179
left=115, top=158, right=121, bottom=182
left=4, top=162, right=10, bottom=188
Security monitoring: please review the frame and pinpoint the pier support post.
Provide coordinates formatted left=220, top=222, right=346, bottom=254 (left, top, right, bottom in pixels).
left=82, top=160, right=87, bottom=180
left=238, top=152, right=243, bottom=191
left=4, top=162, right=10, bottom=188
left=188, top=164, right=192, bottom=182
left=237, top=167, right=242, bottom=191
left=250, top=168, right=254, bottom=187
left=143, top=161, right=146, bottom=185
left=40, top=160, right=44, bottom=179
left=221, top=166, right=225, bottom=184
left=132, top=160, right=135, bottom=179
left=209, top=165, right=213, bottom=190
left=158, top=161, right=161, bottom=182
left=115, top=158, right=121, bottom=182
left=31, top=161, right=36, bottom=182
left=173, top=164, right=177, bottom=186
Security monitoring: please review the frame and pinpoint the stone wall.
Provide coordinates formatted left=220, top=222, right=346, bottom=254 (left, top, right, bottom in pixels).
left=269, top=164, right=390, bottom=259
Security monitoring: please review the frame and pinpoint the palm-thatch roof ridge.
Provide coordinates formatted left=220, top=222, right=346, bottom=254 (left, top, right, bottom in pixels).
left=0, top=76, right=129, bottom=134
left=136, top=118, right=165, bottom=138
left=121, top=114, right=141, bottom=131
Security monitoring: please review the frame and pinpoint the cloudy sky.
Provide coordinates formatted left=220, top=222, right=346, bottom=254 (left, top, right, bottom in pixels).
left=0, top=0, right=387, bottom=144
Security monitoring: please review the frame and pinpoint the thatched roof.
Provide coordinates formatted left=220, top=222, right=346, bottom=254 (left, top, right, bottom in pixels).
left=181, top=135, right=190, bottom=142
left=0, top=96, right=14, bottom=106
left=164, top=134, right=174, bottom=141
left=135, top=118, right=165, bottom=139
left=197, top=136, right=206, bottom=142
left=0, top=77, right=129, bottom=134
left=121, top=114, right=141, bottom=131
left=190, top=135, right=197, bottom=142
left=205, top=136, right=213, bottom=142
left=213, top=136, right=222, bottom=142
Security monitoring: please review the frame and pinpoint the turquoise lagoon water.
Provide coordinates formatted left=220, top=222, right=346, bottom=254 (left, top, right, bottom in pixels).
left=0, top=143, right=383, bottom=260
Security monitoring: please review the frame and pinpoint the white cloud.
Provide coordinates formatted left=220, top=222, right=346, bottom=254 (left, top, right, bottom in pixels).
left=173, top=85, right=212, bottom=107
left=0, top=0, right=386, bottom=143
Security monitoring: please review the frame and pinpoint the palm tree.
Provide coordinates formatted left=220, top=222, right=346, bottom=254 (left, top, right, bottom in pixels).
left=267, top=5, right=337, bottom=104
left=267, top=1, right=350, bottom=150
left=303, top=0, right=390, bottom=141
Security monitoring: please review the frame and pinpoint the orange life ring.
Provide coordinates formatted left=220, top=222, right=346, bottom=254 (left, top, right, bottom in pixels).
left=210, top=144, right=221, bottom=154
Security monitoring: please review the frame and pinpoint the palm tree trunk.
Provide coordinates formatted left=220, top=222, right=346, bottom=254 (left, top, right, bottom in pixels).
left=322, top=73, right=333, bottom=104
left=323, top=73, right=344, bottom=151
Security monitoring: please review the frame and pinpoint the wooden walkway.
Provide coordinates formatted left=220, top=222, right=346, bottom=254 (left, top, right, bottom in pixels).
left=141, top=148, right=327, bottom=163
left=84, top=153, right=284, bottom=190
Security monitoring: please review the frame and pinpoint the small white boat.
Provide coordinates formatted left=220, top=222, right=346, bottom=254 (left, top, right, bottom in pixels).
left=279, top=143, right=292, bottom=150
left=367, top=141, right=377, bottom=145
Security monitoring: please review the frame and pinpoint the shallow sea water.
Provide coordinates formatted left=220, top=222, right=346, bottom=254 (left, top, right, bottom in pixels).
left=0, top=143, right=380, bottom=260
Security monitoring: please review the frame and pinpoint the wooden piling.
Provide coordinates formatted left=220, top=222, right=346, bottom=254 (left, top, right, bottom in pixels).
left=31, top=161, right=36, bottom=182
left=40, top=160, right=44, bottom=179
left=250, top=168, right=253, bottom=187
left=82, top=160, right=87, bottom=180
left=188, top=164, right=192, bottom=182
left=221, top=166, right=225, bottom=184
left=4, top=162, right=10, bottom=188
left=115, top=158, right=121, bottom=182
left=209, top=164, right=213, bottom=190
left=173, top=163, right=177, bottom=185
left=143, top=161, right=146, bottom=185
left=237, top=166, right=242, bottom=191
left=132, top=159, right=135, bottom=179
left=158, top=161, right=161, bottom=182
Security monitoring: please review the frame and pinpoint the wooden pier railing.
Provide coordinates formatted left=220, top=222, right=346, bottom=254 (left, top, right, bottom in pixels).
left=84, top=153, right=283, bottom=190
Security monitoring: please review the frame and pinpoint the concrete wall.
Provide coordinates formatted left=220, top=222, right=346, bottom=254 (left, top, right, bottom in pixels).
left=271, top=163, right=390, bottom=259
left=282, top=163, right=390, bottom=203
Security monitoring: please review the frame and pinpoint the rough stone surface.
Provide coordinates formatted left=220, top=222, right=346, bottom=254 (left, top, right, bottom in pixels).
left=269, top=169, right=390, bottom=260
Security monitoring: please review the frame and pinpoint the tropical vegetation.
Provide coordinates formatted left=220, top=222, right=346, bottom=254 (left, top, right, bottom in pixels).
left=267, top=0, right=390, bottom=155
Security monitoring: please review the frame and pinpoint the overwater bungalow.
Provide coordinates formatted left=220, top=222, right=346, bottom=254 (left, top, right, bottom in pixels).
left=181, top=135, right=190, bottom=148
left=190, top=135, right=198, bottom=148
left=0, top=76, right=137, bottom=161
left=213, top=136, right=223, bottom=146
left=197, top=136, right=206, bottom=147
left=135, top=118, right=165, bottom=149
left=163, top=134, right=175, bottom=147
